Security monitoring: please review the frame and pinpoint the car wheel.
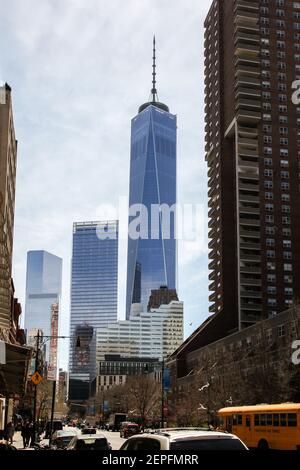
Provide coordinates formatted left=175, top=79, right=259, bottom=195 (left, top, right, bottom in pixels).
left=257, top=439, right=269, bottom=450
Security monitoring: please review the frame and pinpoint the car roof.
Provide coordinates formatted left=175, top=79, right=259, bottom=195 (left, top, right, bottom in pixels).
left=127, top=430, right=239, bottom=441
left=55, top=430, right=77, bottom=437
left=77, top=434, right=106, bottom=440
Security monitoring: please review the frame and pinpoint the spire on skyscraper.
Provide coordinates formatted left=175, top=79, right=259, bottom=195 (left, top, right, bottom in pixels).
left=138, top=36, right=169, bottom=114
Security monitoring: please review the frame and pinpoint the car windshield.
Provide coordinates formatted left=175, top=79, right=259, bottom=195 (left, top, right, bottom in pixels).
left=76, top=438, right=108, bottom=450
left=170, top=438, right=247, bottom=450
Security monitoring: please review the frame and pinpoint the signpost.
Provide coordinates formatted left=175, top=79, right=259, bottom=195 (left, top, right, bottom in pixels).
left=31, top=371, right=43, bottom=386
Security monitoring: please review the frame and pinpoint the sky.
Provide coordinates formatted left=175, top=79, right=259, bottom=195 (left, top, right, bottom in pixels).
left=0, top=0, right=213, bottom=370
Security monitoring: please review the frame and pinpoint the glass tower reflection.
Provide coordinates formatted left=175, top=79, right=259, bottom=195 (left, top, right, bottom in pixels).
left=69, top=221, right=118, bottom=400
left=126, top=39, right=177, bottom=317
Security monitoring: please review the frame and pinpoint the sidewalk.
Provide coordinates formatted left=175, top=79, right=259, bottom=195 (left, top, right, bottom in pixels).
left=12, top=431, right=49, bottom=450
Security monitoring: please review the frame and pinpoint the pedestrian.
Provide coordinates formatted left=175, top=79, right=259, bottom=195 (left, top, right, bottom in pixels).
left=5, top=422, right=15, bottom=445
left=21, top=421, right=27, bottom=448
left=28, top=422, right=35, bottom=447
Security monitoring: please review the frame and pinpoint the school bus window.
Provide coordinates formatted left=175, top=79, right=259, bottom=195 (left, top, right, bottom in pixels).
left=254, top=414, right=259, bottom=426
left=266, top=414, right=272, bottom=426
left=237, top=414, right=242, bottom=425
left=246, top=416, right=250, bottom=427
left=273, top=414, right=279, bottom=426
left=280, top=414, right=287, bottom=427
left=232, top=414, right=237, bottom=425
left=260, top=414, right=266, bottom=426
left=287, top=413, right=297, bottom=427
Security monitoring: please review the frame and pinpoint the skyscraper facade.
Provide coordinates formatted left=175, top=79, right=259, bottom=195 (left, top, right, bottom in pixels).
left=68, top=220, right=118, bottom=400
left=0, top=83, right=18, bottom=335
left=126, top=39, right=177, bottom=318
left=205, top=0, right=300, bottom=330
left=24, top=250, right=62, bottom=361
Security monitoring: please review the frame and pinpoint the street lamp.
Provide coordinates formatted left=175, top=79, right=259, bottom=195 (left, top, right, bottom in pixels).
left=32, top=333, right=80, bottom=445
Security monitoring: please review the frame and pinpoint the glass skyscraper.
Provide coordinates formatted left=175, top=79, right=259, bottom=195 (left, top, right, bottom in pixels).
left=126, top=38, right=177, bottom=318
left=24, top=250, right=62, bottom=362
left=68, top=220, right=118, bottom=400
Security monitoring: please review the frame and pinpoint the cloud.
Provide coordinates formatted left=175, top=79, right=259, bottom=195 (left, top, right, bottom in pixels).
left=0, top=0, right=213, bottom=369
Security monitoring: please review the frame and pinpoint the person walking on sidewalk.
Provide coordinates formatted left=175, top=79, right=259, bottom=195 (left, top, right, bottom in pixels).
left=5, top=422, right=15, bottom=445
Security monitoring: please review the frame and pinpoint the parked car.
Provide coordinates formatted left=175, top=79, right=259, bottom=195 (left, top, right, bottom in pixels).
left=66, top=434, right=111, bottom=450
left=51, top=429, right=79, bottom=449
left=81, top=427, right=97, bottom=435
left=120, top=423, right=141, bottom=439
left=119, top=428, right=248, bottom=450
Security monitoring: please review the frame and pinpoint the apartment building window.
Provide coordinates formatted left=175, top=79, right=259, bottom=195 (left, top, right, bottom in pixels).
left=283, top=240, right=292, bottom=248
left=283, top=252, right=292, bottom=260
left=268, top=298, right=277, bottom=306
left=281, top=182, right=289, bottom=190
left=268, top=274, right=276, bottom=282
left=284, top=263, right=292, bottom=272
left=278, top=83, right=287, bottom=91
left=267, top=262, right=276, bottom=271
left=266, top=214, right=274, bottom=223
left=264, top=169, right=273, bottom=177
left=278, top=73, right=286, bottom=81
left=282, top=205, right=291, bottom=213
left=282, top=193, right=290, bottom=202
left=284, top=275, right=293, bottom=283
left=265, top=204, right=274, bottom=212
left=266, top=238, right=275, bottom=247
left=263, top=124, right=272, bottom=132
left=279, top=127, right=288, bottom=134
left=267, top=250, right=275, bottom=259
left=263, top=102, right=271, bottom=111
left=268, top=286, right=277, bottom=294
left=278, top=325, right=285, bottom=337
left=265, top=181, right=273, bottom=189
left=262, top=81, right=271, bottom=89
left=266, top=226, right=275, bottom=235
left=264, top=158, right=273, bottom=166
left=278, top=95, right=287, bottom=102
left=265, top=192, right=273, bottom=200
left=280, top=138, right=288, bottom=145
left=261, top=28, right=270, bottom=36
left=281, top=171, right=289, bottom=179
left=283, top=228, right=291, bottom=236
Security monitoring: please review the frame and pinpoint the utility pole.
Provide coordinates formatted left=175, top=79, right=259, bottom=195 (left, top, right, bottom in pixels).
left=161, top=359, right=164, bottom=428
left=32, top=330, right=40, bottom=445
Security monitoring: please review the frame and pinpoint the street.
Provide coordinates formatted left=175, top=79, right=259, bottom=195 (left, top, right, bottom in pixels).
left=11, top=427, right=126, bottom=451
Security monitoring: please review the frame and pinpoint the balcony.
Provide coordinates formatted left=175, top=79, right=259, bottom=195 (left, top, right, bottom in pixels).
left=236, top=98, right=261, bottom=111
left=234, top=32, right=260, bottom=45
left=234, top=10, right=258, bottom=24
left=234, top=1, right=259, bottom=13
left=239, top=182, right=259, bottom=192
left=235, top=65, right=261, bottom=77
left=209, top=271, right=216, bottom=281
left=238, top=125, right=258, bottom=137
left=235, top=23, right=259, bottom=35
left=235, top=75, right=261, bottom=87
left=239, top=193, right=259, bottom=203
left=240, top=276, right=261, bottom=286
left=235, top=42, right=260, bottom=59
left=240, top=265, right=261, bottom=274
left=240, top=290, right=262, bottom=299
left=237, top=109, right=261, bottom=124
left=209, top=293, right=217, bottom=303
left=209, top=304, right=216, bottom=313
left=239, top=241, right=261, bottom=251
left=240, top=252, right=261, bottom=262
left=239, top=217, right=260, bottom=226
left=209, top=281, right=216, bottom=292
left=238, top=137, right=258, bottom=148
left=239, top=228, right=260, bottom=238
left=239, top=205, right=260, bottom=215
left=238, top=147, right=259, bottom=158
left=240, top=301, right=262, bottom=311
left=235, top=87, right=261, bottom=99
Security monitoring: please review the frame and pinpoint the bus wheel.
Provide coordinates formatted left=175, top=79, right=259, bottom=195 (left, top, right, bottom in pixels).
left=258, top=439, right=269, bottom=450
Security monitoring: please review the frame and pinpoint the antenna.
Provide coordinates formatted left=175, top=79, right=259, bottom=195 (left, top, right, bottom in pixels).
left=151, top=35, right=157, bottom=102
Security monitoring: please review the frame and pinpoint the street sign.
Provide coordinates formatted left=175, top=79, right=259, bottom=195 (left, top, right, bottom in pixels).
left=31, top=371, right=43, bottom=385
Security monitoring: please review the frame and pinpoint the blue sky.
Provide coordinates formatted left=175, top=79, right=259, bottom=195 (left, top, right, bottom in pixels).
left=0, top=0, right=213, bottom=369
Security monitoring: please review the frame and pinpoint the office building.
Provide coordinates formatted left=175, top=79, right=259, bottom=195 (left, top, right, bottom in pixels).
left=24, top=251, right=62, bottom=362
left=126, top=38, right=177, bottom=317
left=96, top=301, right=183, bottom=362
left=147, top=285, right=179, bottom=311
left=205, top=0, right=300, bottom=331
left=0, top=83, right=18, bottom=335
left=68, top=220, right=118, bottom=401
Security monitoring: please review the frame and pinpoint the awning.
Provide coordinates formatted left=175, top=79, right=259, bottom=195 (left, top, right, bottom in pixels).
left=0, top=342, right=32, bottom=397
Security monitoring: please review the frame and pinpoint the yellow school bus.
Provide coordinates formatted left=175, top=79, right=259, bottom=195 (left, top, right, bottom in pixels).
left=218, top=404, right=300, bottom=450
